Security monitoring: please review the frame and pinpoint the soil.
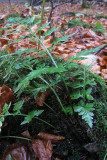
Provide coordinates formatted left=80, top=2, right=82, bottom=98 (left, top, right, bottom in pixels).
left=0, top=90, right=100, bottom=160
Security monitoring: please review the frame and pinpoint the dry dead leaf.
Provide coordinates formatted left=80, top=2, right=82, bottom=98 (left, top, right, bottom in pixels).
left=0, top=85, right=14, bottom=114
left=35, top=88, right=50, bottom=107
left=90, top=64, right=101, bottom=74
left=79, top=55, right=98, bottom=66
left=83, top=29, right=97, bottom=38
left=98, top=57, right=106, bottom=66
left=21, top=130, right=32, bottom=139
left=32, top=139, right=52, bottom=160
left=21, top=8, right=30, bottom=17
left=2, top=143, right=31, bottom=160
left=31, top=24, right=38, bottom=33
left=37, top=132, right=65, bottom=142
left=101, top=69, right=107, bottom=81
left=102, top=69, right=107, bottom=74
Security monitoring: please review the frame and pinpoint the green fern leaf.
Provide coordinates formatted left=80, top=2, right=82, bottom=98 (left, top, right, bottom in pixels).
left=77, top=44, right=106, bottom=56
left=44, top=26, right=60, bottom=37
left=74, top=102, right=94, bottom=128
left=70, top=89, right=84, bottom=99
left=86, top=88, right=93, bottom=100
left=36, top=22, right=50, bottom=32
left=3, top=103, right=11, bottom=115
left=15, top=66, right=66, bottom=93
left=13, top=100, right=24, bottom=115
left=21, top=110, right=43, bottom=125
left=64, top=106, right=73, bottom=115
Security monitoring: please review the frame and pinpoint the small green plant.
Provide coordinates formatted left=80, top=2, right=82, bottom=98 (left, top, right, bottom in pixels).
left=96, top=14, right=107, bottom=19
left=0, top=9, right=106, bottom=132
left=92, top=23, right=105, bottom=35
left=66, top=19, right=105, bottom=34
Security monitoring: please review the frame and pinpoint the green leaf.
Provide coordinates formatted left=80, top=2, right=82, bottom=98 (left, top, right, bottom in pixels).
left=36, top=22, right=50, bottom=31
left=3, top=103, right=11, bottom=115
left=86, top=88, right=93, bottom=100
left=0, top=48, right=39, bottom=59
left=15, top=66, right=66, bottom=93
left=9, top=35, right=33, bottom=45
left=44, top=26, right=60, bottom=37
left=71, top=81, right=84, bottom=88
left=53, top=31, right=77, bottom=45
left=15, top=80, right=29, bottom=93
left=21, top=110, right=43, bottom=125
left=64, top=106, right=73, bottom=115
left=86, top=78, right=96, bottom=86
left=70, top=90, right=83, bottom=99
left=13, top=100, right=24, bottom=114
left=8, top=155, right=12, bottom=160
left=77, top=45, right=106, bottom=57
left=74, top=102, right=94, bottom=128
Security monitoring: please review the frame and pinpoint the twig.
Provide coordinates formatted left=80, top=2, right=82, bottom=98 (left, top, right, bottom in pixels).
left=77, top=27, right=87, bottom=46
left=48, top=0, right=72, bottom=42
left=94, top=44, right=107, bottom=55
left=48, top=0, right=55, bottom=42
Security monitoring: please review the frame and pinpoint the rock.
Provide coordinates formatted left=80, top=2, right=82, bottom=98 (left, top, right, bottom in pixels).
left=83, top=142, right=100, bottom=153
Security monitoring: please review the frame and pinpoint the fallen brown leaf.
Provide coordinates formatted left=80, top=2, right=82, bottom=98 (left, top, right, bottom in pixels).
left=0, top=85, right=14, bottom=114
left=37, top=132, right=65, bottom=142
left=35, top=88, right=51, bottom=106
left=2, top=143, right=31, bottom=160
left=32, top=139, right=52, bottom=160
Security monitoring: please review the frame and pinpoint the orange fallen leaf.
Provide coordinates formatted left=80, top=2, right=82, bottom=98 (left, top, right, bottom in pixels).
left=90, top=64, right=101, bottom=74
left=101, top=73, right=107, bottom=81
left=31, top=24, right=38, bottom=33
left=37, top=132, right=65, bottom=142
left=35, top=88, right=50, bottom=107
left=102, top=69, right=107, bottom=74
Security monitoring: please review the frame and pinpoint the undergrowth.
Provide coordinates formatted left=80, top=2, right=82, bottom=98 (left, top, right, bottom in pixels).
left=0, top=12, right=107, bottom=156
left=66, top=19, right=105, bottom=34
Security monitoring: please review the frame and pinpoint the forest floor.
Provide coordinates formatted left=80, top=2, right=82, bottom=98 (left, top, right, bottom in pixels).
left=0, top=1, right=107, bottom=160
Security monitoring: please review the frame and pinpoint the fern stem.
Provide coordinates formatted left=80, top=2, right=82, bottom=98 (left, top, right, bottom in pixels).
left=27, top=27, right=58, bottom=67
left=38, top=0, right=46, bottom=49
left=20, top=113, right=54, bottom=128
left=39, top=76, right=66, bottom=112
left=34, top=117, right=54, bottom=128
left=83, top=66, right=86, bottom=107
left=0, top=136, right=32, bottom=141
left=36, top=95, right=56, bottom=113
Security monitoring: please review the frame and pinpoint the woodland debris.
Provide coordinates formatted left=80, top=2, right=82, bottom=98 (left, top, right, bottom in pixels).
left=37, top=132, right=65, bottom=142
left=35, top=88, right=51, bottom=106
left=32, top=139, right=53, bottom=160
left=2, top=143, right=32, bottom=160
left=0, top=85, right=14, bottom=115
left=83, top=142, right=101, bottom=153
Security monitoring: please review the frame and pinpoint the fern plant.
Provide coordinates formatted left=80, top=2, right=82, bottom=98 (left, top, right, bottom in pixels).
left=0, top=10, right=106, bottom=131
left=64, top=64, right=95, bottom=128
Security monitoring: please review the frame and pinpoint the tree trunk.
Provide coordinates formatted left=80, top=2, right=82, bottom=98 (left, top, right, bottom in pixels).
left=82, top=0, right=87, bottom=8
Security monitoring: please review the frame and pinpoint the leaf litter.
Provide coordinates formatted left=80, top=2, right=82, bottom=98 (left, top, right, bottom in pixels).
left=0, top=2, right=107, bottom=81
